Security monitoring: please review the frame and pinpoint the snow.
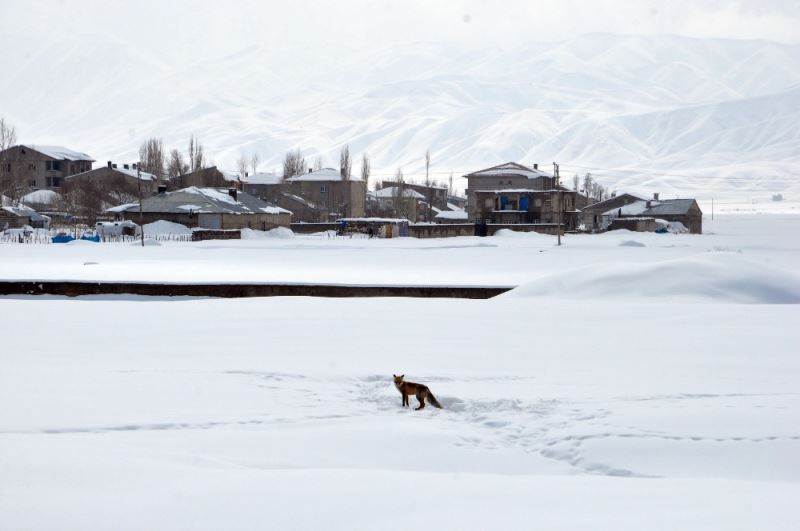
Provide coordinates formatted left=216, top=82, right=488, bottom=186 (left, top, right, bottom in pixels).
left=184, top=186, right=240, bottom=206
left=373, top=187, right=425, bottom=199
left=260, top=205, right=291, bottom=214
left=26, top=144, right=94, bottom=161
left=243, top=172, right=281, bottom=185
left=143, top=220, right=192, bottom=236
left=21, top=189, right=60, bottom=205
left=0, top=214, right=799, bottom=530
left=285, top=168, right=363, bottom=182
left=110, top=166, right=157, bottom=181
left=241, top=227, right=294, bottom=239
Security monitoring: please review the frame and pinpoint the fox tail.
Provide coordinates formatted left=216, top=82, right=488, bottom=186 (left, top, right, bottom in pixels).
left=427, top=390, right=443, bottom=409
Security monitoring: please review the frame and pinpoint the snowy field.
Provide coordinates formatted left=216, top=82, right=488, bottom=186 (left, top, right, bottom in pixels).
left=1, top=214, right=799, bottom=530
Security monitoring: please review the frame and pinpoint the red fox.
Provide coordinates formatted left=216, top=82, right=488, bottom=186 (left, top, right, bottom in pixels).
left=393, top=374, right=442, bottom=410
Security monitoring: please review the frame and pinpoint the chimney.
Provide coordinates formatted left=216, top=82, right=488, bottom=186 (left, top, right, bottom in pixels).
left=123, top=164, right=129, bottom=170
left=308, top=168, right=313, bottom=174
left=228, top=188, right=238, bottom=201
left=112, top=163, right=117, bottom=169
left=245, top=172, right=249, bottom=178
left=157, top=184, right=167, bottom=195
left=646, top=200, right=652, bottom=208
left=653, top=192, right=659, bottom=201
left=132, top=163, right=137, bottom=170
left=107, top=161, right=112, bottom=168
left=533, top=163, right=538, bottom=170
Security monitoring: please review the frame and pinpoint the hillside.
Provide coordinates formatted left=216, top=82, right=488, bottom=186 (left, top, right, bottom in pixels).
left=2, top=33, right=798, bottom=199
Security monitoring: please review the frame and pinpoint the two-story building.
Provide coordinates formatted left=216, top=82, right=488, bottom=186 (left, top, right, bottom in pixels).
left=463, top=162, right=556, bottom=221
left=0, top=145, right=94, bottom=192
left=284, top=168, right=365, bottom=219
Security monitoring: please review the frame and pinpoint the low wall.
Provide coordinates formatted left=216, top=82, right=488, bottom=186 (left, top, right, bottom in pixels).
left=290, top=223, right=340, bottom=234
left=410, top=224, right=474, bottom=238
left=0, top=281, right=512, bottom=299
left=486, top=223, right=562, bottom=236
left=192, top=229, right=241, bottom=241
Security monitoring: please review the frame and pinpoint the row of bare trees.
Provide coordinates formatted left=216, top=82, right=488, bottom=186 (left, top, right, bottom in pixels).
left=139, top=135, right=207, bottom=182
left=281, top=145, right=372, bottom=185
left=0, top=117, right=21, bottom=202
left=573, top=172, right=612, bottom=203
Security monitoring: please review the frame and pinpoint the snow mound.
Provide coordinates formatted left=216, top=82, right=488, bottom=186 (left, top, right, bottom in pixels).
left=505, top=254, right=800, bottom=304
left=241, top=227, right=294, bottom=239
left=130, top=238, right=162, bottom=246
left=620, top=240, right=646, bottom=247
left=493, top=229, right=554, bottom=240
left=143, top=220, right=192, bottom=236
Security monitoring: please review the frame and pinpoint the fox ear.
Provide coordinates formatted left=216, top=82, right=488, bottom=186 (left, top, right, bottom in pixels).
left=400, top=374, right=404, bottom=378
left=392, top=374, right=396, bottom=377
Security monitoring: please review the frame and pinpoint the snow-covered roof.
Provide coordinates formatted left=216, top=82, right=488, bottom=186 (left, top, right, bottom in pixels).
left=286, top=168, right=364, bottom=182
left=604, top=199, right=698, bottom=217
left=337, top=217, right=409, bottom=224
left=581, top=193, right=644, bottom=213
left=2, top=205, right=50, bottom=222
left=244, top=172, right=282, bottom=185
left=435, top=210, right=468, bottom=220
left=24, top=145, right=94, bottom=162
left=446, top=202, right=465, bottom=212
left=67, top=166, right=158, bottom=182
left=373, top=186, right=425, bottom=199
left=108, top=187, right=291, bottom=216
left=464, top=162, right=552, bottom=180
left=22, top=189, right=60, bottom=205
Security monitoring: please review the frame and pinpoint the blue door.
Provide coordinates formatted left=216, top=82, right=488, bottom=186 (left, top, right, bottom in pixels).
left=520, top=196, right=529, bottom=211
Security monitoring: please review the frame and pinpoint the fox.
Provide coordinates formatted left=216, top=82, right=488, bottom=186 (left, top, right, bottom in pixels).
left=393, top=374, right=442, bottom=410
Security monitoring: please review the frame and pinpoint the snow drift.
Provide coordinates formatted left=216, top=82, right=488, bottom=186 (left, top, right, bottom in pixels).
left=505, top=253, right=800, bottom=304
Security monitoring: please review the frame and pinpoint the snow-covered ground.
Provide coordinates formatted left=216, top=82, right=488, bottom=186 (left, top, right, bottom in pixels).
left=1, top=215, right=799, bottom=530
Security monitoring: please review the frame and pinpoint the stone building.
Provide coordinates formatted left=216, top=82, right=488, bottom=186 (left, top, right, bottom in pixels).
left=0, top=144, right=94, bottom=195
left=463, top=162, right=558, bottom=221
left=284, top=168, right=365, bottom=219
left=109, top=187, right=291, bottom=230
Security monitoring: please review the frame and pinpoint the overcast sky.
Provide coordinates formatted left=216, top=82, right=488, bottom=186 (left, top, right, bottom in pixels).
left=3, top=0, right=799, bottom=58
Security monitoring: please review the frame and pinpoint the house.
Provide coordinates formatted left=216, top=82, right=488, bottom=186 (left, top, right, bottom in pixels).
left=580, top=193, right=644, bottom=231
left=1, top=205, right=50, bottom=230
left=0, top=144, right=94, bottom=192
left=241, top=172, right=282, bottom=200
left=447, top=195, right=468, bottom=210
left=463, top=162, right=556, bottom=220
left=377, top=181, right=448, bottom=220
left=471, top=188, right=581, bottom=229
left=604, top=195, right=703, bottom=234
left=284, top=168, right=365, bottom=219
left=108, top=187, right=291, bottom=230
left=65, top=161, right=158, bottom=196
left=368, top=186, right=423, bottom=220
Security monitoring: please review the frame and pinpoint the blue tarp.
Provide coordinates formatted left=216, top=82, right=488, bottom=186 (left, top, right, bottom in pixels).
left=51, top=234, right=75, bottom=243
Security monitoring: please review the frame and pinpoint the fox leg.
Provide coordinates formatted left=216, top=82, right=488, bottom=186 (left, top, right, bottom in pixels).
left=402, top=393, right=408, bottom=407
left=415, top=392, right=426, bottom=410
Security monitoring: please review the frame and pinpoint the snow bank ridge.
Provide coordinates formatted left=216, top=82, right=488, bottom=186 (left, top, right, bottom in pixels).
left=506, top=254, right=800, bottom=304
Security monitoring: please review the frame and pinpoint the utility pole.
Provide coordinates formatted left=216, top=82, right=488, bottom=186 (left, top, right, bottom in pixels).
left=554, top=162, right=562, bottom=246
left=137, top=163, right=144, bottom=247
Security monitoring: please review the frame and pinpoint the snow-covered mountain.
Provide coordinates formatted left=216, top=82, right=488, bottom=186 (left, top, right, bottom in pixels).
left=2, top=33, right=798, bottom=199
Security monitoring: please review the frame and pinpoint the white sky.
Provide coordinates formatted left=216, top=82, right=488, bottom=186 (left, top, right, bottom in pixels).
left=2, top=0, right=799, bottom=58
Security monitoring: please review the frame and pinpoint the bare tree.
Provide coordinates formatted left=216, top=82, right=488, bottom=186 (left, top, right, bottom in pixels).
left=251, top=153, right=260, bottom=175
left=582, top=172, right=594, bottom=203
left=339, top=144, right=351, bottom=181
left=361, top=152, right=371, bottom=189
left=237, top=153, right=249, bottom=180
left=448, top=173, right=454, bottom=196
left=167, top=149, right=188, bottom=181
left=313, top=156, right=323, bottom=171
left=422, top=149, right=434, bottom=221
left=282, top=149, right=306, bottom=179
left=0, top=117, right=20, bottom=201
left=139, top=138, right=165, bottom=180
left=188, top=135, right=205, bottom=173
left=573, top=174, right=580, bottom=192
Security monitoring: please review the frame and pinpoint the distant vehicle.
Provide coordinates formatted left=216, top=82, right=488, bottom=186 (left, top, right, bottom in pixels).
left=95, top=220, right=139, bottom=237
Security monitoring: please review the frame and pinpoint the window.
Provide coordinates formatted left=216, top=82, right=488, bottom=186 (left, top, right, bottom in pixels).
left=2, top=163, right=10, bottom=173
left=28, top=163, right=36, bottom=171
left=29, top=179, right=37, bottom=187
left=46, top=177, right=62, bottom=188
left=320, top=185, right=328, bottom=193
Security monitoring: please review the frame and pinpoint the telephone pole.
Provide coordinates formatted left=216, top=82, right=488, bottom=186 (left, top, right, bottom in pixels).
left=137, top=163, right=144, bottom=247
left=553, top=162, right=562, bottom=246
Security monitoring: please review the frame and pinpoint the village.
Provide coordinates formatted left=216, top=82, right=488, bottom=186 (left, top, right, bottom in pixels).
left=0, top=139, right=702, bottom=242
